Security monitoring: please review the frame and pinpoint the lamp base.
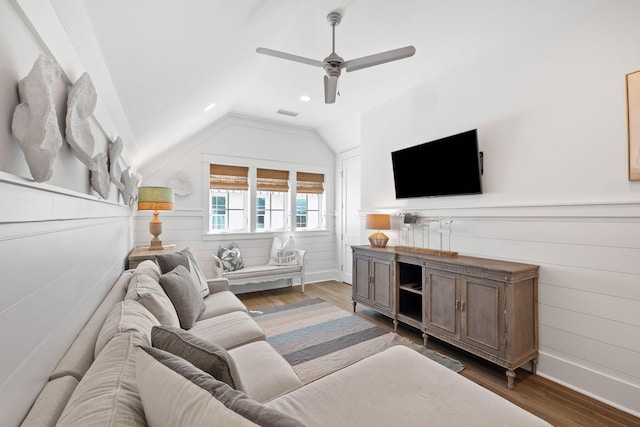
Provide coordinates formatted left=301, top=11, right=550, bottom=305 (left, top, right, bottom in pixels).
left=368, top=232, right=389, bottom=248
left=148, top=211, right=167, bottom=251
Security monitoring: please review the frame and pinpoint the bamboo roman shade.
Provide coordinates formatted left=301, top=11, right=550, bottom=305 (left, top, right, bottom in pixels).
left=296, top=172, right=324, bottom=194
left=256, top=168, right=289, bottom=192
left=210, top=164, right=249, bottom=190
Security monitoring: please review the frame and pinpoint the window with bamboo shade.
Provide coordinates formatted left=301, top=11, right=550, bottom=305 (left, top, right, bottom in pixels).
left=209, top=164, right=249, bottom=190
left=256, top=168, right=289, bottom=230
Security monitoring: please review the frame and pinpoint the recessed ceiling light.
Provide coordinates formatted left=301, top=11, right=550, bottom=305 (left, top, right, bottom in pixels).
left=299, top=95, right=311, bottom=102
left=203, top=102, right=216, bottom=112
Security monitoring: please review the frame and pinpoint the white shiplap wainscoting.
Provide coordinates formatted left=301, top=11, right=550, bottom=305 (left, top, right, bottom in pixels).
left=134, top=209, right=339, bottom=292
left=0, top=174, right=134, bottom=426
left=378, top=202, right=640, bottom=417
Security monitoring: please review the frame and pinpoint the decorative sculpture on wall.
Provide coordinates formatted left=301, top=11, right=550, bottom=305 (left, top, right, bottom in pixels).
left=121, top=167, right=142, bottom=207
left=65, top=72, right=96, bottom=169
left=108, top=137, right=125, bottom=192
left=65, top=72, right=111, bottom=199
left=11, top=54, right=63, bottom=182
left=167, top=171, right=193, bottom=196
left=90, top=152, right=110, bottom=199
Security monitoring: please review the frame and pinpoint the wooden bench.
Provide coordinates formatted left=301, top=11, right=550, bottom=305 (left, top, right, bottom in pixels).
left=212, top=249, right=306, bottom=292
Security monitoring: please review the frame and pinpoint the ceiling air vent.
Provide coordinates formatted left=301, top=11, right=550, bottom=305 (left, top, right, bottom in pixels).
left=277, top=109, right=299, bottom=117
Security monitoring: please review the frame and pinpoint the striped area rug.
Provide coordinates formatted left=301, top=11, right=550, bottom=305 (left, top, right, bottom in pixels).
left=252, top=298, right=463, bottom=383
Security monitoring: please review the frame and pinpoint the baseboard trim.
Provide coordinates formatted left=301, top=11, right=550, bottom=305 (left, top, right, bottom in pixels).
left=537, top=352, right=640, bottom=417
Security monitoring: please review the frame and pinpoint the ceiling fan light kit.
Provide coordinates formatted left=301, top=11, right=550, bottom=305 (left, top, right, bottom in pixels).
left=257, top=11, right=415, bottom=104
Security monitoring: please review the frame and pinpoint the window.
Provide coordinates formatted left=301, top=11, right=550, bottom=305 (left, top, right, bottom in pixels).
left=296, top=172, right=324, bottom=230
left=209, top=164, right=248, bottom=231
left=206, top=162, right=326, bottom=234
left=256, top=168, right=289, bottom=231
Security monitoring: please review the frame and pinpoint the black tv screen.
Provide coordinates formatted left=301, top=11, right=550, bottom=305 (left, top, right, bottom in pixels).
left=391, top=129, right=482, bottom=198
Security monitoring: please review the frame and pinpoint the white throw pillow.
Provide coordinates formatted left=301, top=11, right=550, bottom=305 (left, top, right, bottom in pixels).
left=268, top=235, right=298, bottom=266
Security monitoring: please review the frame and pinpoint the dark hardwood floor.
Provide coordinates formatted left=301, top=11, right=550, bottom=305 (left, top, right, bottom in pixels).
left=238, top=281, right=640, bottom=427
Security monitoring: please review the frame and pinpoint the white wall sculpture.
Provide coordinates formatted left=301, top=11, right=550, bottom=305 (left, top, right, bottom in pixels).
left=108, top=137, right=125, bottom=192
left=11, top=54, right=63, bottom=182
left=90, top=152, right=110, bottom=199
left=167, top=171, right=193, bottom=196
left=121, top=167, right=142, bottom=207
left=65, top=72, right=96, bottom=168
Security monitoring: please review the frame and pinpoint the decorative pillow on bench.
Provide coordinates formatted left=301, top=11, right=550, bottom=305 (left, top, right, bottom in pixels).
left=268, top=235, right=298, bottom=266
left=217, top=242, right=244, bottom=271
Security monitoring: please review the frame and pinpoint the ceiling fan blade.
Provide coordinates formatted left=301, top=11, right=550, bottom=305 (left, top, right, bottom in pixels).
left=343, top=46, right=416, bottom=72
left=256, top=47, right=325, bottom=68
left=324, top=75, right=338, bottom=104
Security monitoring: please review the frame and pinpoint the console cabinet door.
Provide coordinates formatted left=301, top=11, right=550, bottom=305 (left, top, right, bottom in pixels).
left=371, top=258, right=394, bottom=311
left=461, top=276, right=505, bottom=357
left=424, top=269, right=459, bottom=339
left=353, top=256, right=370, bottom=299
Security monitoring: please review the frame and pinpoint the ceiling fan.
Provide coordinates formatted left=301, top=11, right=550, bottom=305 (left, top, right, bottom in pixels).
left=256, top=11, right=416, bottom=104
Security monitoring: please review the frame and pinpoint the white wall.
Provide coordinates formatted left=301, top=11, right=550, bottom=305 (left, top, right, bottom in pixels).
left=360, top=1, right=640, bottom=416
left=136, top=114, right=338, bottom=289
left=0, top=1, right=134, bottom=424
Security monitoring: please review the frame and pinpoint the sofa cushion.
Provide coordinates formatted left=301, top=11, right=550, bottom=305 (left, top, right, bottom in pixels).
left=125, top=271, right=180, bottom=327
left=229, top=340, right=302, bottom=402
left=133, top=259, right=161, bottom=281
left=57, top=333, right=146, bottom=427
left=199, top=290, right=248, bottom=320
left=151, top=326, right=244, bottom=390
left=189, top=310, right=265, bottom=350
left=159, top=265, right=205, bottom=330
left=156, top=247, right=209, bottom=298
left=217, top=242, right=244, bottom=271
left=268, top=235, right=298, bottom=266
left=136, top=346, right=306, bottom=427
left=266, top=345, right=551, bottom=427
left=94, top=299, right=159, bottom=358
left=20, top=376, right=78, bottom=427
left=50, top=270, right=134, bottom=381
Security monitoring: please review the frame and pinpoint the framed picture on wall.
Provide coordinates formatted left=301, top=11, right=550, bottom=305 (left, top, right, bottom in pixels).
left=626, top=69, right=640, bottom=181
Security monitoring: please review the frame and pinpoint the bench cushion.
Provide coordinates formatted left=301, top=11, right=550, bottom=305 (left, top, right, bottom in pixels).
left=223, top=264, right=302, bottom=281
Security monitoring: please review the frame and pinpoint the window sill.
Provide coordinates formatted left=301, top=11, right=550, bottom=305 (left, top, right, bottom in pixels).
left=202, top=229, right=331, bottom=241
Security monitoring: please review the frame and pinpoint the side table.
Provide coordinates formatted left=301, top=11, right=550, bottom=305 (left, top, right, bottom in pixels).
left=128, top=245, right=176, bottom=269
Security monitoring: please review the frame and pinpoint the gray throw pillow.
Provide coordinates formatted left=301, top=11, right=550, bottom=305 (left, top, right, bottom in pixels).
left=158, top=265, right=205, bottom=329
left=217, top=242, right=244, bottom=271
left=157, top=248, right=210, bottom=298
left=151, top=326, right=244, bottom=390
left=136, top=346, right=306, bottom=427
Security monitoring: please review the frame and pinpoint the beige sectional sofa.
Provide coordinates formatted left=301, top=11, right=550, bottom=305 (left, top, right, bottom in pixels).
left=20, top=248, right=552, bottom=427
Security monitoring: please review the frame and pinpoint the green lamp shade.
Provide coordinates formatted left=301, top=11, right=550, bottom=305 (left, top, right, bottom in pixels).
left=138, top=187, right=174, bottom=211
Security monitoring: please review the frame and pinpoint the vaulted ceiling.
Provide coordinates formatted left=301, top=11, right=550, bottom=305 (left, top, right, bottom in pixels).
left=51, top=0, right=554, bottom=166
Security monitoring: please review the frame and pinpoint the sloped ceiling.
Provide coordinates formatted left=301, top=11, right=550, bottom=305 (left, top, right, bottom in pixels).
left=50, top=0, right=555, bottom=166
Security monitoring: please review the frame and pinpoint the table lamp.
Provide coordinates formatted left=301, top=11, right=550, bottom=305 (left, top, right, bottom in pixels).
left=366, top=214, right=391, bottom=248
left=137, top=186, right=174, bottom=250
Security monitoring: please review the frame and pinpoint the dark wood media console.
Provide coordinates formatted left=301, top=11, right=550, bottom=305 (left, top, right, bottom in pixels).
left=352, top=245, right=539, bottom=389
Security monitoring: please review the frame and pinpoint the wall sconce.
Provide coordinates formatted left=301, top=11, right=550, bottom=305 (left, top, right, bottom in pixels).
left=365, top=214, right=391, bottom=248
left=137, top=186, right=174, bottom=250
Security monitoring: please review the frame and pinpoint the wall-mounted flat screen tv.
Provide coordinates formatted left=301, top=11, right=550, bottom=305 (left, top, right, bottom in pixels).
left=391, top=129, right=482, bottom=198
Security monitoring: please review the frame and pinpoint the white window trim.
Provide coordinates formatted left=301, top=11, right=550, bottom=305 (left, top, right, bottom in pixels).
left=202, top=154, right=330, bottom=236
